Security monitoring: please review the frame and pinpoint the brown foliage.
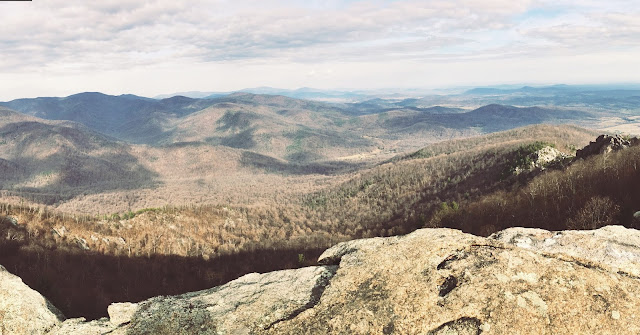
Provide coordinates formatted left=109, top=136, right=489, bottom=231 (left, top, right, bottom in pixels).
left=0, top=207, right=325, bottom=320
left=567, top=196, right=620, bottom=230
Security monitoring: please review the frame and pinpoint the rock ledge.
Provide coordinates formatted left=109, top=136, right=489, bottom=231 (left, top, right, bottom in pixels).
left=4, top=226, right=640, bottom=334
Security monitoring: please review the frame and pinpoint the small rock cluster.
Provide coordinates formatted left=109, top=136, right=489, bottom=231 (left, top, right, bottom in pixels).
left=576, top=134, right=639, bottom=160
left=514, top=146, right=571, bottom=175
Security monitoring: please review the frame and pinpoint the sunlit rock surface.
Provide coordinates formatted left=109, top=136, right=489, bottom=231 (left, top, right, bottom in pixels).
left=4, top=226, right=640, bottom=334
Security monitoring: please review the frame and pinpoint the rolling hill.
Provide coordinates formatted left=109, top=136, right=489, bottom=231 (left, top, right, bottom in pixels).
left=0, top=93, right=217, bottom=144
left=0, top=90, right=607, bottom=214
left=0, top=109, right=158, bottom=204
left=1, top=92, right=598, bottom=164
left=381, top=104, right=591, bottom=134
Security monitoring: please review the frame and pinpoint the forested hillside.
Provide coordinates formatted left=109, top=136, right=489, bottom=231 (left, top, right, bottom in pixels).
left=430, top=142, right=640, bottom=235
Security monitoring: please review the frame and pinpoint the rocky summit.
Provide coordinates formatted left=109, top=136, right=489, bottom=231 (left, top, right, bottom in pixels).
left=575, top=134, right=639, bottom=160
left=4, top=226, right=640, bottom=334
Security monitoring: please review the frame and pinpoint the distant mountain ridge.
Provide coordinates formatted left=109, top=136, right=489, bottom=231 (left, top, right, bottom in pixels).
left=0, top=92, right=219, bottom=144
left=382, top=104, right=590, bottom=134
left=464, top=84, right=640, bottom=95
left=153, top=87, right=372, bottom=101
left=1, top=92, right=594, bottom=163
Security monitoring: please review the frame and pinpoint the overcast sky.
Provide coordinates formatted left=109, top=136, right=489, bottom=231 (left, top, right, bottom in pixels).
left=0, top=0, right=638, bottom=99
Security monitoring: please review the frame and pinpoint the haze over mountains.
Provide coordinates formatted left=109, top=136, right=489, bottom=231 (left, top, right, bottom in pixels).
left=152, top=87, right=373, bottom=101
left=0, top=85, right=610, bottom=149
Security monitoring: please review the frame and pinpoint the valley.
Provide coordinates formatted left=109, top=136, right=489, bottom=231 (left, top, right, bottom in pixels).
left=0, top=86, right=627, bottom=213
left=1, top=85, right=639, bottom=320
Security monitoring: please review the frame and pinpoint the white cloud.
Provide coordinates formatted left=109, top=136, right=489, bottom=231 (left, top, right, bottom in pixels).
left=0, top=0, right=637, bottom=99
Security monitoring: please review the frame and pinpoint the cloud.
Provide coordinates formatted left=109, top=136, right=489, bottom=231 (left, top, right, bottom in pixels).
left=515, top=10, right=640, bottom=57
left=0, top=0, right=539, bottom=70
left=0, top=0, right=638, bottom=98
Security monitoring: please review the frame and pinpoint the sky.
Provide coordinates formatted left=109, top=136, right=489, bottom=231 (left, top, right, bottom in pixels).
left=0, top=0, right=638, bottom=100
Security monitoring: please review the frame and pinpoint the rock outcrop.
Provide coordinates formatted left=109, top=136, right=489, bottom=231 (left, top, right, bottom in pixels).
left=4, top=226, right=640, bottom=334
left=490, top=225, right=640, bottom=277
left=514, top=145, right=570, bottom=174
left=0, top=265, right=64, bottom=335
left=268, top=227, right=640, bottom=334
left=575, top=134, right=639, bottom=160
left=50, top=265, right=337, bottom=335
left=123, top=266, right=336, bottom=335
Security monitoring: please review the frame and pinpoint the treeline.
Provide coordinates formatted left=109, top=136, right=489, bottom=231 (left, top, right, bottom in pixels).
left=0, top=203, right=346, bottom=259
left=0, top=214, right=324, bottom=320
left=1, top=242, right=324, bottom=322
left=0, top=201, right=347, bottom=319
